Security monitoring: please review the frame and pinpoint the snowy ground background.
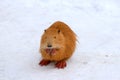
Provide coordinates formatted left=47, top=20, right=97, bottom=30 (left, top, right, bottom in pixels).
left=0, top=0, right=120, bottom=80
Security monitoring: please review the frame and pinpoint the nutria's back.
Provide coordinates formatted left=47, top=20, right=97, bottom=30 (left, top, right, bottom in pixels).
left=40, top=21, right=76, bottom=61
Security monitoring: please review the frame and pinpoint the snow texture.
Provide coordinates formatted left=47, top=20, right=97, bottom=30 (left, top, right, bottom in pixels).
left=0, top=0, right=120, bottom=80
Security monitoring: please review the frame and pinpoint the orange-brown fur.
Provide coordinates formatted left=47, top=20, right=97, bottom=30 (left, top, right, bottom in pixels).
left=40, top=21, right=77, bottom=62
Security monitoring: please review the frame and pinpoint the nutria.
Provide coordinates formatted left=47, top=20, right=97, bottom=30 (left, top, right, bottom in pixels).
left=39, top=21, right=77, bottom=69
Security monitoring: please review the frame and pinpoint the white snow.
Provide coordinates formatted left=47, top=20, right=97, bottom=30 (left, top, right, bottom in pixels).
left=0, top=0, right=120, bottom=80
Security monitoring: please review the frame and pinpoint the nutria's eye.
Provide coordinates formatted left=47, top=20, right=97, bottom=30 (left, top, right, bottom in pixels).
left=58, top=29, right=60, bottom=34
left=54, top=36, right=56, bottom=39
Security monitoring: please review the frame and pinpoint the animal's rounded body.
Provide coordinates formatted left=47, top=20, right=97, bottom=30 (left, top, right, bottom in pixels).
left=39, top=21, right=77, bottom=68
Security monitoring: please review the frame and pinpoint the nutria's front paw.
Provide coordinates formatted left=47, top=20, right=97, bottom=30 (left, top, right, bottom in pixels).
left=55, top=61, right=66, bottom=69
left=39, top=59, right=51, bottom=66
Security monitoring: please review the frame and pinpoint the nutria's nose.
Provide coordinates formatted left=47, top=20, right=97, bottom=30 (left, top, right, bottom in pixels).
left=47, top=44, right=52, bottom=47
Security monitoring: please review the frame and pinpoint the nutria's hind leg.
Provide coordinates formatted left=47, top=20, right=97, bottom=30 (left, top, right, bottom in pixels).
left=55, top=60, right=67, bottom=69
left=39, top=59, right=51, bottom=66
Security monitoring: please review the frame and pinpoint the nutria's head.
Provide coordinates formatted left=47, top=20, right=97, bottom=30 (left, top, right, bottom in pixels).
left=40, top=28, right=65, bottom=56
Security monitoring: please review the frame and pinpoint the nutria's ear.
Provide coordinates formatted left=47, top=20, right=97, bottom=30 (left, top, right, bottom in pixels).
left=58, top=29, right=60, bottom=34
left=44, top=30, right=46, bottom=32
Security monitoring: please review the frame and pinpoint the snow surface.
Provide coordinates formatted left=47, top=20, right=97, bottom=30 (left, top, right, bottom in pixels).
left=0, top=0, right=120, bottom=80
